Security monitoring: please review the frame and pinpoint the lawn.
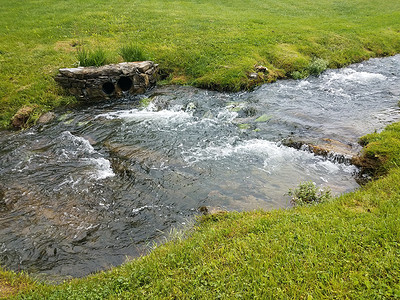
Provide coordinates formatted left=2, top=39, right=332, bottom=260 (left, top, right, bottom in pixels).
left=1, top=0, right=400, bottom=298
left=1, top=0, right=400, bottom=127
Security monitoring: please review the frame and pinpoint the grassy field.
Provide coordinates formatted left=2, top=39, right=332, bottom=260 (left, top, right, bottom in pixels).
left=1, top=0, right=400, bottom=128
left=2, top=120, right=399, bottom=298
left=1, top=0, right=400, bottom=298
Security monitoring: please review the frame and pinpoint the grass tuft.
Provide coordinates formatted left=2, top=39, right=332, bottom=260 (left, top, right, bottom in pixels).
left=77, top=48, right=109, bottom=67
left=119, top=43, right=147, bottom=62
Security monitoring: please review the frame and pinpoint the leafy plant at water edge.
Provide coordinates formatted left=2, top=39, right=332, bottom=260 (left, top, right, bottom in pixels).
left=290, top=70, right=309, bottom=80
left=77, top=48, right=109, bottom=67
left=287, top=181, right=332, bottom=205
left=119, top=43, right=147, bottom=62
left=307, top=58, right=329, bottom=76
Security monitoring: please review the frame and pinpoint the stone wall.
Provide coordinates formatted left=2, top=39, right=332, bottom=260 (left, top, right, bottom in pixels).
left=55, top=61, right=158, bottom=101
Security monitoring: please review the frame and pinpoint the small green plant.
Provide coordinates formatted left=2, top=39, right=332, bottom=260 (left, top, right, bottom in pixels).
left=287, top=181, right=332, bottom=205
left=290, top=70, right=308, bottom=80
left=77, top=48, right=109, bottom=67
left=139, top=97, right=152, bottom=107
left=119, top=43, right=147, bottom=62
left=307, top=58, right=329, bottom=76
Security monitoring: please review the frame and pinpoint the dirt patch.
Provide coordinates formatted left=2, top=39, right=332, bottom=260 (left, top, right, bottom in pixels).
left=54, top=40, right=80, bottom=53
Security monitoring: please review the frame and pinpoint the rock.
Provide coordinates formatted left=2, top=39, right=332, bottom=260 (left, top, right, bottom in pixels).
left=0, top=185, right=7, bottom=211
left=198, top=206, right=227, bottom=216
left=255, top=65, right=269, bottom=73
left=255, top=114, right=271, bottom=122
left=37, top=112, right=56, bottom=124
left=0, top=185, right=5, bottom=202
left=11, top=106, right=37, bottom=129
left=284, top=138, right=361, bottom=164
left=248, top=73, right=258, bottom=79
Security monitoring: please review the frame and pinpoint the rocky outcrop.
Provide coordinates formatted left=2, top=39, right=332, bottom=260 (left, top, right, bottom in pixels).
left=284, top=138, right=361, bottom=164
left=55, top=61, right=158, bottom=101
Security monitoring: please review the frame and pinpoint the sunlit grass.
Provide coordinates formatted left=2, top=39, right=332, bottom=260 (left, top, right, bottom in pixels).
left=1, top=0, right=400, bottom=127
left=119, top=43, right=148, bottom=62
left=76, top=48, right=109, bottom=67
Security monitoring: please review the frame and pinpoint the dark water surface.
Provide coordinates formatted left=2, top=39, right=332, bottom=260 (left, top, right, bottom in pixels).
left=0, top=55, right=399, bottom=279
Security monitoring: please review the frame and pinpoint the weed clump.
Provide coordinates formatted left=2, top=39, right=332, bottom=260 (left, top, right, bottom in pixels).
left=307, top=58, right=329, bottom=76
left=290, top=70, right=308, bottom=80
left=290, top=58, right=329, bottom=79
left=77, top=48, right=109, bottom=67
left=287, top=181, right=332, bottom=206
left=120, top=44, right=147, bottom=62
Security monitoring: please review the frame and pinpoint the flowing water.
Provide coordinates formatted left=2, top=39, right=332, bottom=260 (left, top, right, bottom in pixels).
left=0, top=55, right=399, bottom=279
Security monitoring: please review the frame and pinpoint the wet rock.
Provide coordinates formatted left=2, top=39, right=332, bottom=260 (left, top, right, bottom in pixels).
left=255, top=114, right=271, bottom=122
left=11, top=106, right=37, bottom=129
left=198, top=206, right=227, bottom=216
left=255, top=65, right=269, bottom=73
left=37, top=112, right=56, bottom=124
left=248, top=73, right=258, bottom=79
left=351, top=153, right=382, bottom=182
left=284, top=138, right=361, bottom=164
left=0, top=185, right=6, bottom=210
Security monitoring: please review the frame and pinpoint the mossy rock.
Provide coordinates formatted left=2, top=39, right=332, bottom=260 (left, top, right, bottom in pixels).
left=11, top=106, right=38, bottom=129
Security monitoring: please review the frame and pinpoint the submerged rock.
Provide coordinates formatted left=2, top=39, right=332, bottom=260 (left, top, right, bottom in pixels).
left=37, top=112, right=56, bottom=124
left=0, top=185, right=6, bottom=211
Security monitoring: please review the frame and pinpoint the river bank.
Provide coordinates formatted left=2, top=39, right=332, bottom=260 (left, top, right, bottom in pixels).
left=1, top=0, right=400, bottom=128
left=2, top=119, right=400, bottom=298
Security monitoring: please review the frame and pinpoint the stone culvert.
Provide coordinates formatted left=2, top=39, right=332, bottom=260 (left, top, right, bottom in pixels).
left=55, top=61, right=158, bottom=101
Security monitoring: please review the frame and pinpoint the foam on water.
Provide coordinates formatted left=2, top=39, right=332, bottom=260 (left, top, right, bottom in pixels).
left=96, top=107, right=192, bottom=123
left=88, top=158, right=115, bottom=180
left=56, top=131, right=115, bottom=180
left=323, top=69, right=386, bottom=84
left=183, top=138, right=357, bottom=175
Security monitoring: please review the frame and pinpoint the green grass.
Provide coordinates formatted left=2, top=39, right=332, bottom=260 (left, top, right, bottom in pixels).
left=357, top=122, right=400, bottom=174
left=1, top=0, right=400, bottom=297
left=4, top=120, right=400, bottom=298
left=119, top=44, right=148, bottom=62
left=1, top=0, right=400, bottom=128
left=76, top=48, right=109, bottom=67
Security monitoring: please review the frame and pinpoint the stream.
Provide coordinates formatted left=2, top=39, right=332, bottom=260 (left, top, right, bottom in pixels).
left=0, top=55, right=399, bottom=279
